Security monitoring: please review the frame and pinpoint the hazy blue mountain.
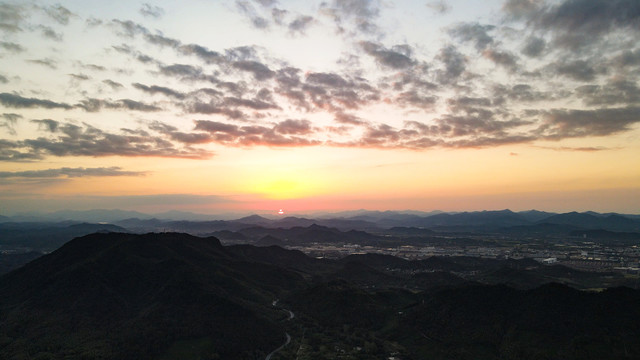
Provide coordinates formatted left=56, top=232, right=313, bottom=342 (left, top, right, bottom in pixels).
left=0, top=222, right=128, bottom=251
left=418, top=209, right=531, bottom=229
left=538, top=212, right=640, bottom=231
left=517, top=210, right=557, bottom=222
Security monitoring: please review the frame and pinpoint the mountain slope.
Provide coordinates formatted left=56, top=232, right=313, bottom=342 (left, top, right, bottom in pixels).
left=0, top=232, right=305, bottom=360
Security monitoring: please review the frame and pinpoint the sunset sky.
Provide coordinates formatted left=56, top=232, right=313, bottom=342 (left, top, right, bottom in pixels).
left=0, top=0, right=639, bottom=216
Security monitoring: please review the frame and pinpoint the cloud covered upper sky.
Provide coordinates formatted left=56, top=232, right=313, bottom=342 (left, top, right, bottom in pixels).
left=0, top=0, right=639, bottom=214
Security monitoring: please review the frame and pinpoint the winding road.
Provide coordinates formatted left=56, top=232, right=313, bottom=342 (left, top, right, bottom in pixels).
left=265, top=333, right=291, bottom=360
left=265, top=300, right=294, bottom=360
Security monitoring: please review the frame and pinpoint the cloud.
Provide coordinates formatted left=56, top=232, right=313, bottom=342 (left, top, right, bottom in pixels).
left=0, top=41, right=24, bottom=53
left=521, top=36, right=545, bottom=57
left=552, top=59, right=601, bottom=82
left=0, top=93, right=72, bottom=109
left=493, top=84, right=555, bottom=102
left=502, top=0, right=541, bottom=20
left=236, top=0, right=270, bottom=29
left=31, top=119, right=59, bottom=132
left=179, top=44, right=223, bottom=64
left=42, top=4, right=74, bottom=25
left=449, top=22, right=495, bottom=51
left=132, top=83, right=186, bottom=99
left=145, top=33, right=180, bottom=48
left=360, top=41, right=414, bottom=69
left=0, top=2, right=24, bottom=33
left=112, top=19, right=148, bottom=37
left=102, top=79, right=124, bottom=90
left=426, top=1, right=451, bottom=14
left=435, top=45, right=466, bottom=84
left=0, top=113, right=21, bottom=135
left=334, top=112, right=366, bottom=125
left=483, top=48, right=518, bottom=71
left=575, top=79, right=640, bottom=106
left=82, top=64, right=106, bottom=71
left=288, top=15, right=314, bottom=34
left=320, top=0, right=382, bottom=35
left=3, top=121, right=213, bottom=160
left=158, top=63, right=205, bottom=80
left=538, top=146, right=612, bottom=152
left=194, top=119, right=321, bottom=146
left=76, top=98, right=162, bottom=112
left=0, top=74, right=7, bottom=84
left=0, top=167, right=146, bottom=179
left=232, top=60, right=275, bottom=80
left=140, top=3, right=165, bottom=19
left=506, top=0, right=640, bottom=51
left=69, top=73, right=89, bottom=81
left=26, top=58, right=57, bottom=69
left=537, top=106, right=640, bottom=139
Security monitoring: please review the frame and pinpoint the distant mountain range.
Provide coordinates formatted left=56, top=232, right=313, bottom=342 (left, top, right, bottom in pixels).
left=2, top=209, right=639, bottom=233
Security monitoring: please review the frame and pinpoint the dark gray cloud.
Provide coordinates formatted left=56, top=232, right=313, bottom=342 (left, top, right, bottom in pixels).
left=483, top=48, right=518, bottom=71
left=179, top=44, right=223, bottom=64
left=27, top=58, right=57, bottom=69
left=493, top=84, right=556, bottom=102
left=38, top=25, right=63, bottom=41
left=273, top=119, right=313, bottom=134
left=69, top=73, right=89, bottom=81
left=537, top=106, right=640, bottom=139
left=0, top=113, right=21, bottom=135
left=185, top=102, right=245, bottom=119
left=334, top=112, right=366, bottom=125
left=288, top=15, right=314, bottom=34
left=0, top=93, right=72, bottom=109
left=552, top=59, right=602, bottom=82
left=132, top=83, right=186, bottom=99
left=194, top=119, right=321, bottom=146
left=435, top=46, right=466, bottom=84
left=232, top=60, right=275, bottom=80
left=396, top=91, right=438, bottom=110
left=112, top=19, right=148, bottom=37
left=502, top=0, right=540, bottom=20
left=31, top=119, right=59, bottom=132
left=236, top=0, right=270, bottom=29
left=575, top=79, right=640, bottom=106
left=102, top=79, right=123, bottom=89
left=0, top=166, right=146, bottom=178
left=449, top=22, right=495, bottom=51
left=0, top=41, right=23, bottom=53
left=225, top=46, right=259, bottom=61
left=0, top=74, right=7, bottom=84
left=4, top=121, right=213, bottom=160
left=82, top=64, right=106, bottom=71
left=271, top=8, right=288, bottom=25
left=140, top=3, right=165, bottom=18
left=145, top=33, right=180, bottom=48
left=0, top=2, right=24, bottom=33
left=43, top=4, right=74, bottom=25
left=507, top=0, right=640, bottom=51
left=426, top=1, right=451, bottom=14
left=521, top=36, right=545, bottom=57
left=158, top=63, right=204, bottom=79
left=612, top=49, right=640, bottom=68
left=149, top=121, right=214, bottom=144
left=321, top=0, right=381, bottom=35
left=76, top=98, right=162, bottom=112
left=360, top=41, right=414, bottom=69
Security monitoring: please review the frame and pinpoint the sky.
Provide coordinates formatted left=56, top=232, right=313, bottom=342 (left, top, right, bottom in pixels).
left=0, top=0, right=639, bottom=216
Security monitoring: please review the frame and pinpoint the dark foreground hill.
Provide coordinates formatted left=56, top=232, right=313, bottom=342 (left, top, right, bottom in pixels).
left=0, top=233, right=303, bottom=359
left=1, top=232, right=639, bottom=360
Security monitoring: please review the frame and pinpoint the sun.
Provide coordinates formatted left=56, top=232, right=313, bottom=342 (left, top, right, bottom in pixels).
left=278, top=209, right=285, bottom=215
